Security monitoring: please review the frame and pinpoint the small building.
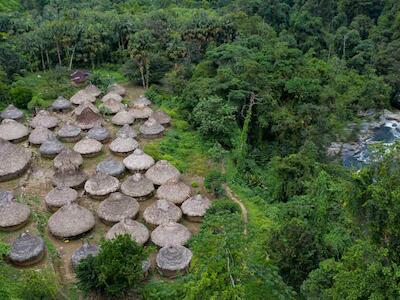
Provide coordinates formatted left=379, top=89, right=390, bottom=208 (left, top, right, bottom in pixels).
left=70, top=70, right=90, bottom=84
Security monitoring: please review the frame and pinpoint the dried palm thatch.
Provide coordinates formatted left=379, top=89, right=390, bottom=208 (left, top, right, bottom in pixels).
left=97, top=192, right=139, bottom=225
left=145, top=160, right=180, bottom=186
left=156, top=245, right=192, bottom=278
left=143, top=199, right=182, bottom=227
left=70, top=90, right=96, bottom=105
left=57, top=123, right=82, bottom=142
left=151, top=222, right=191, bottom=247
left=109, top=137, right=139, bottom=156
left=132, top=95, right=152, bottom=107
left=8, top=232, right=45, bottom=266
left=71, top=242, right=99, bottom=270
left=83, top=84, right=101, bottom=98
left=0, top=119, right=29, bottom=142
left=1, top=105, right=23, bottom=121
left=123, top=149, right=155, bottom=172
left=108, top=83, right=126, bottom=96
left=53, top=149, right=83, bottom=170
left=45, top=186, right=78, bottom=212
left=0, top=138, right=31, bottom=181
left=156, top=178, right=191, bottom=204
left=0, top=190, right=14, bottom=203
left=120, top=173, right=155, bottom=200
left=29, top=127, right=55, bottom=145
left=111, top=110, right=134, bottom=126
left=84, top=173, right=120, bottom=199
left=96, top=158, right=125, bottom=177
left=87, top=125, right=110, bottom=143
left=151, top=110, right=171, bottom=126
left=74, top=101, right=102, bottom=129
left=139, top=118, right=164, bottom=139
left=101, top=99, right=125, bottom=114
left=52, top=96, right=72, bottom=111
left=0, top=199, right=31, bottom=230
left=105, top=218, right=149, bottom=245
left=102, top=92, right=123, bottom=103
left=129, top=105, right=153, bottom=119
left=30, top=110, right=59, bottom=129
left=53, top=149, right=86, bottom=188
left=181, top=194, right=211, bottom=222
left=39, top=138, right=65, bottom=158
left=48, top=202, right=95, bottom=239
left=117, top=124, right=137, bottom=138
left=73, top=138, right=103, bottom=157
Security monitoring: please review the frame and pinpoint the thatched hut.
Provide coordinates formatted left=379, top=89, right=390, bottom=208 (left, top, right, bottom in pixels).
left=156, top=178, right=191, bottom=205
left=0, top=138, right=31, bottom=181
left=0, top=189, right=14, bottom=203
left=71, top=242, right=99, bottom=270
left=111, top=110, right=134, bottom=126
left=117, top=124, right=137, bottom=138
left=156, top=245, right=193, bottom=278
left=129, top=105, right=153, bottom=120
left=57, top=123, right=82, bottom=142
left=51, top=96, right=72, bottom=111
left=0, top=119, right=29, bottom=142
left=83, top=84, right=101, bottom=98
left=84, top=173, right=120, bottom=199
left=53, top=149, right=87, bottom=188
left=120, top=173, right=155, bottom=200
left=8, top=232, right=45, bottom=266
left=70, top=90, right=96, bottom=105
left=29, top=126, right=55, bottom=145
left=151, top=222, right=191, bottom=247
left=39, top=138, right=65, bottom=158
left=45, top=186, right=78, bottom=212
left=102, top=92, right=123, bottom=103
left=74, top=101, right=102, bottom=129
left=87, top=125, right=110, bottom=143
left=0, top=199, right=31, bottom=230
left=101, top=99, right=125, bottom=114
left=53, top=149, right=83, bottom=170
left=1, top=105, right=23, bottom=121
left=181, top=194, right=211, bottom=222
left=97, top=192, right=140, bottom=225
left=151, top=110, right=171, bottom=126
left=30, top=110, right=59, bottom=129
left=132, top=95, right=152, bottom=107
left=109, top=137, right=139, bottom=156
left=105, top=218, right=149, bottom=245
left=96, top=158, right=125, bottom=177
left=139, top=118, right=164, bottom=139
left=73, top=138, right=103, bottom=157
left=108, top=83, right=126, bottom=96
left=143, top=199, right=182, bottom=227
left=123, top=149, right=155, bottom=173
left=48, top=202, right=95, bottom=239
left=145, top=160, right=180, bottom=186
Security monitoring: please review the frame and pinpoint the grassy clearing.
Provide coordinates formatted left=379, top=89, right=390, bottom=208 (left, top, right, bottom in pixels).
left=0, top=0, right=19, bottom=12
left=92, top=64, right=128, bottom=84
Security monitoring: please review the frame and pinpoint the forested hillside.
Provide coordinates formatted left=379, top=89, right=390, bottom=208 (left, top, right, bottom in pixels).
left=1, top=0, right=400, bottom=299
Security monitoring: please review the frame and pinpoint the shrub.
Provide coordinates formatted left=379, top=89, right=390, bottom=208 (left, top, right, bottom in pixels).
left=207, top=199, right=241, bottom=215
left=204, top=170, right=226, bottom=197
left=89, top=72, right=115, bottom=92
left=9, top=86, right=33, bottom=109
left=76, top=234, right=147, bottom=298
left=19, top=269, right=59, bottom=299
left=27, top=95, right=49, bottom=111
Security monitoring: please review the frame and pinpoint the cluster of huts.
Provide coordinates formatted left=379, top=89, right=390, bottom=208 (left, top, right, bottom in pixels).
left=0, top=83, right=211, bottom=278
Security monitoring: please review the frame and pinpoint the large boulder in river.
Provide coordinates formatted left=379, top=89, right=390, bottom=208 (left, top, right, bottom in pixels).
left=0, top=138, right=31, bottom=181
left=1, top=105, right=23, bottom=121
left=30, top=110, right=59, bottom=129
left=48, top=203, right=95, bottom=239
left=0, top=199, right=31, bottom=230
left=8, top=232, right=45, bottom=266
left=0, top=119, right=29, bottom=142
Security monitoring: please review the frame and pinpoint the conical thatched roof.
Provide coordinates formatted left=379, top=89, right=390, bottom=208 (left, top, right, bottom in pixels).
left=70, top=90, right=96, bottom=105
left=84, top=173, right=120, bottom=199
left=8, top=232, right=45, bottom=266
left=121, top=173, right=155, bottom=199
left=0, top=189, right=14, bottom=203
left=52, top=96, right=72, bottom=111
left=48, top=202, right=95, bottom=239
left=97, top=192, right=139, bottom=225
left=71, top=242, right=99, bottom=270
left=87, top=125, right=110, bottom=143
left=139, top=118, right=164, bottom=138
left=83, top=84, right=101, bottom=98
left=123, top=149, right=155, bottom=172
left=151, top=110, right=171, bottom=125
left=109, top=137, right=138, bottom=155
left=57, top=123, right=81, bottom=142
left=111, top=110, right=134, bottom=126
left=1, top=105, right=23, bottom=121
left=0, top=138, right=31, bottom=181
left=117, top=124, right=137, bottom=138
left=0, top=199, right=30, bottom=230
left=102, top=92, right=123, bottom=103
left=53, top=149, right=83, bottom=170
left=151, top=222, right=191, bottom=247
left=156, top=245, right=192, bottom=277
left=73, top=138, right=103, bottom=156
left=105, top=218, right=149, bottom=245
left=45, top=186, right=78, bottom=211
left=101, top=99, right=125, bottom=114
left=156, top=178, right=191, bottom=204
left=39, top=138, right=65, bottom=157
left=145, top=160, right=180, bottom=186
left=52, top=168, right=87, bottom=189
left=30, top=110, right=59, bottom=129
left=0, top=119, right=29, bottom=142
left=96, top=158, right=125, bottom=177
left=132, top=95, right=152, bottom=107
left=129, top=105, right=153, bottom=119
left=74, top=101, right=102, bottom=129
left=108, top=83, right=126, bottom=96
left=29, top=126, right=55, bottom=145
left=143, top=199, right=182, bottom=226
left=181, top=194, right=210, bottom=221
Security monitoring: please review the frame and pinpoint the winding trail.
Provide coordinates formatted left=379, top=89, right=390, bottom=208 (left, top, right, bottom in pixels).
left=223, top=183, right=248, bottom=235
